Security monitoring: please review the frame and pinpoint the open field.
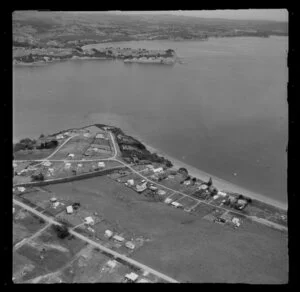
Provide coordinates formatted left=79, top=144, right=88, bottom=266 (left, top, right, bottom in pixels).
left=36, top=176, right=288, bottom=283
left=13, top=149, right=54, bottom=160
left=13, top=207, right=47, bottom=245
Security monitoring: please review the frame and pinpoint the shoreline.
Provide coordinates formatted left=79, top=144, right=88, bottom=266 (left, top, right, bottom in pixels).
left=133, top=135, right=287, bottom=211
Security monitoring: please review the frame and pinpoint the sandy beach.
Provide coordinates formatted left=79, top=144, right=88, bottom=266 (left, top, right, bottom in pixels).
left=137, top=137, right=287, bottom=210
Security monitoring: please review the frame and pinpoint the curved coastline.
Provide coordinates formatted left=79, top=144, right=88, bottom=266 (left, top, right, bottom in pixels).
left=134, top=135, right=287, bottom=210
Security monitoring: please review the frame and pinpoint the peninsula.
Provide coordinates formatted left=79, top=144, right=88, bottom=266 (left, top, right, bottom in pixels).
left=13, top=124, right=288, bottom=283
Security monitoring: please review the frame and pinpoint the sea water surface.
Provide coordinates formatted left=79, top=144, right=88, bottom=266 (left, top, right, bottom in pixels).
left=13, top=37, right=288, bottom=205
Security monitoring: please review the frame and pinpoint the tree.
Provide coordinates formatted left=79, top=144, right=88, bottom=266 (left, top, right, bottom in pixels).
left=31, top=173, right=44, bottom=182
left=207, top=177, right=213, bottom=187
left=39, top=134, right=45, bottom=139
left=52, top=224, right=70, bottom=239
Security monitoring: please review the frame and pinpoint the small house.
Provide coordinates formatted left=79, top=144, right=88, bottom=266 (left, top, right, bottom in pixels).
left=184, top=180, right=191, bottom=186
left=153, top=167, right=163, bottom=173
left=98, top=162, right=105, bottom=168
left=136, top=182, right=147, bottom=193
left=164, top=198, right=172, bottom=204
left=83, top=133, right=90, bottom=138
left=50, top=197, right=57, bottom=203
left=236, top=199, right=248, bottom=210
left=64, top=162, right=71, bottom=169
left=104, top=230, right=113, bottom=238
left=113, top=235, right=125, bottom=242
left=96, top=133, right=104, bottom=139
left=157, top=190, right=166, bottom=196
left=125, top=241, right=135, bottom=250
left=150, top=185, right=158, bottom=191
left=125, top=272, right=139, bottom=282
left=171, top=201, right=183, bottom=208
left=17, top=187, right=26, bottom=192
left=84, top=217, right=95, bottom=225
left=77, top=164, right=83, bottom=168
left=66, top=205, right=73, bottom=214
left=56, top=134, right=64, bottom=140
left=53, top=202, right=60, bottom=209
left=218, top=191, right=227, bottom=197
left=107, top=260, right=117, bottom=269
left=232, top=217, right=241, bottom=227
left=68, top=153, right=75, bottom=158
left=127, top=179, right=135, bottom=186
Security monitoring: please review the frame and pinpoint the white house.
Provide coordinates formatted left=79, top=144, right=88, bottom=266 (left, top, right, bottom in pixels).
left=68, top=153, right=75, bottom=158
left=50, top=197, right=57, bottom=203
left=164, top=198, right=172, bottom=204
left=107, top=260, right=117, bottom=269
left=84, top=217, right=95, bottom=225
left=113, top=235, right=125, bottom=242
left=157, top=190, right=166, bottom=196
left=137, top=278, right=150, bottom=283
left=96, top=133, right=104, bottom=139
left=66, top=206, right=73, bottom=214
left=56, top=134, right=64, bottom=139
left=127, top=179, right=135, bottom=186
left=125, top=241, right=135, bottom=250
left=77, top=164, right=83, bottom=168
left=17, top=187, right=26, bottom=192
left=153, top=167, right=163, bottom=173
left=125, top=272, right=139, bottom=282
left=150, top=185, right=158, bottom=191
left=98, top=162, right=105, bottom=168
left=218, top=191, right=227, bottom=197
left=104, top=230, right=113, bottom=238
left=83, top=133, right=90, bottom=138
left=183, top=180, right=191, bottom=186
left=64, top=162, right=71, bottom=169
left=136, top=182, right=147, bottom=193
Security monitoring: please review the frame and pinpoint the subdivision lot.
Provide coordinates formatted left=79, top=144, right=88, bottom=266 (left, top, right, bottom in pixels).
left=13, top=149, right=54, bottom=160
left=42, top=176, right=288, bottom=283
left=176, top=196, right=198, bottom=209
left=13, top=207, right=47, bottom=245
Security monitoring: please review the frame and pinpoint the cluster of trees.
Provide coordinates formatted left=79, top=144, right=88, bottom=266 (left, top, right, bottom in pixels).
left=31, top=173, right=44, bottom=182
left=52, top=223, right=70, bottom=239
left=13, top=138, right=36, bottom=152
left=36, top=139, right=58, bottom=149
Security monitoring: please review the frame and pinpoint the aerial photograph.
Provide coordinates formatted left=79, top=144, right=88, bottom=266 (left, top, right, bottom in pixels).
left=12, top=9, right=288, bottom=283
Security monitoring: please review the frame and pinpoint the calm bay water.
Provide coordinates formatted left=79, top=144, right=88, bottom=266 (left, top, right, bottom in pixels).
left=13, top=37, right=288, bottom=204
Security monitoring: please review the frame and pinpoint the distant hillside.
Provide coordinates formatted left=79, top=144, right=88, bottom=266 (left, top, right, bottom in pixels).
left=13, top=11, right=288, bottom=47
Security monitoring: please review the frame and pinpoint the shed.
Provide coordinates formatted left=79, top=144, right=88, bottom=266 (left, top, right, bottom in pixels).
left=56, top=134, right=64, bottom=139
left=104, top=230, right=113, bottom=238
left=113, top=235, right=125, bottom=242
left=164, top=198, right=172, bottom=204
left=68, top=153, right=75, bottom=158
left=125, top=241, right=135, bottom=250
left=150, top=186, right=158, bottom=191
left=66, top=205, right=73, bottom=214
left=50, top=197, right=57, bottom=203
left=53, top=202, right=60, bottom=209
left=84, top=216, right=95, bottom=225
left=184, top=180, right=191, bottom=185
left=64, top=163, right=71, bottom=169
left=125, top=272, right=139, bottom=282
left=218, top=191, right=227, bottom=197
left=17, top=187, right=26, bottom=192
left=96, top=133, right=104, bottom=139
left=83, top=133, right=90, bottom=137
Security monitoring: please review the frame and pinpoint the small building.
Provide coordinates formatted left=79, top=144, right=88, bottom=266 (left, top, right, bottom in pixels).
left=13, top=207, right=15, bottom=214
left=136, top=182, right=147, bottom=193
left=232, top=217, right=241, bottom=227
left=96, top=133, right=104, bottom=139
left=77, top=164, right=83, bottom=168
left=98, top=162, right=105, bottom=168
left=53, top=202, right=60, bottom=209
left=199, top=184, right=208, bottom=190
left=107, top=260, right=117, bottom=269
left=50, top=197, right=57, bottom=203
left=164, top=198, right=172, bottom=204
left=66, top=205, right=73, bottom=214
left=153, top=167, right=163, bottom=173
left=218, top=191, right=227, bottom=197
left=104, top=230, right=113, bottom=238
left=17, top=187, right=26, bottom=192
left=171, top=201, right=183, bottom=208
left=125, top=241, right=135, bottom=250
left=127, top=179, right=135, bottom=186
left=84, top=217, right=95, bottom=225
left=236, top=199, right=248, bottom=210
left=168, top=175, right=175, bottom=179
left=56, top=134, right=64, bottom=139
left=83, top=133, right=90, bottom=138
left=157, top=190, right=166, bottom=196
left=184, top=180, right=191, bottom=186
left=113, top=235, right=125, bottom=242
left=64, top=162, right=71, bottom=169
left=150, top=185, right=158, bottom=191
left=213, top=194, right=220, bottom=200
left=125, top=272, right=139, bottom=282
left=68, top=153, right=75, bottom=158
